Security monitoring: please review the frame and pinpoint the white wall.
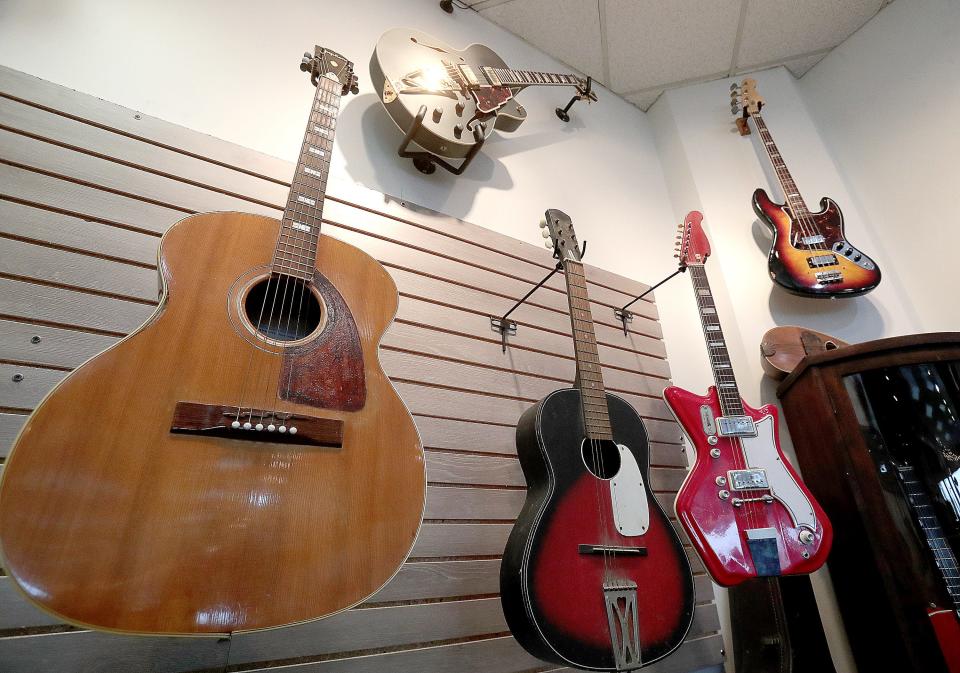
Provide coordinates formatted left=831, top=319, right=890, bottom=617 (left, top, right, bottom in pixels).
left=799, top=0, right=960, bottom=333
left=0, top=0, right=680, bottom=294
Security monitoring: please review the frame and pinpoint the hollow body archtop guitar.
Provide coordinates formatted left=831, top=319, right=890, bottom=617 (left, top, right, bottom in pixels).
left=501, top=210, right=694, bottom=671
left=0, top=47, right=426, bottom=635
left=731, top=78, right=881, bottom=297
left=664, top=211, right=832, bottom=586
left=371, top=27, right=594, bottom=159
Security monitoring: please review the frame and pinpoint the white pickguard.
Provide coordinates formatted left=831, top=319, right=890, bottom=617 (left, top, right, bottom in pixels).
left=609, top=444, right=649, bottom=536
left=740, top=416, right=817, bottom=531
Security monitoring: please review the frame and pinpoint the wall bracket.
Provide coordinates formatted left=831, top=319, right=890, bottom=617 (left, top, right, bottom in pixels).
left=398, top=105, right=486, bottom=175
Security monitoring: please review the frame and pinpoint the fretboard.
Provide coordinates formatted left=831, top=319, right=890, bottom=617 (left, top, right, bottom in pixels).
left=751, top=113, right=809, bottom=217
left=688, top=264, right=744, bottom=417
left=482, top=66, right=580, bottom=88
left=899, top=466, right=960, bottom=610
left=563, top=260, right=612, bottom=440
left=272, top=75, right=342, bottom=280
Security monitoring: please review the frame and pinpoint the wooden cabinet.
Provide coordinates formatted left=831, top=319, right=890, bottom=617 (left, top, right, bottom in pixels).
left=778, top=333, right=960, bottom=673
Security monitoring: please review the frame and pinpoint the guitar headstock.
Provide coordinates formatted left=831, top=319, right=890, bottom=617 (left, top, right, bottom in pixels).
left=730, top=77, right=763, bottom=135
left=674, top=210, right=710, bottom=268
left=539, top=209, right=582, bottom=264
left=300, top=46, right=359, bottom=95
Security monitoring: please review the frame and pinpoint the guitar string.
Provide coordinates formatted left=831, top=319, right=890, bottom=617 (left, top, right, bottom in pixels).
left=753, top=113, right=821, bottom=246
left=280, top=75, right=345, bottom=410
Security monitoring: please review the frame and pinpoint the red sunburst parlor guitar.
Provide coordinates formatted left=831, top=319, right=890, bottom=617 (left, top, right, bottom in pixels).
left=663, top=211, right=833, bottom=586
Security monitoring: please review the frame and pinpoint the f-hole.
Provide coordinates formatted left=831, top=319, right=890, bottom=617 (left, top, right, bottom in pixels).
left=581, top=438, right=621, bottom=480
left=244, top=274, right=323, bottom=342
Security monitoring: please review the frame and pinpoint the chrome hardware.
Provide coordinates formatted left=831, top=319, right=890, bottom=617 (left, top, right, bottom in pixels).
left=707, top=435, right=719, bottom=446
left=700, top=405, right=717, bottom=435
left=715, top=476, right=727, bottom=486
left=432, top=106, right=443, bottom=122
left=453, top=123, right=463, bottom=139
left=718, top=490, right=730, bottom=500
left=455, top=100, right=464, bottom=116
left=716, top=416, right=757, bottom=437
left=728, top=468, right=769, bottom=490
left=710, top=448, right=721, bottom=458
left=30, top=335, right=41, bottom=344
left=815, top=270, right=843, bottom=285
left=11, top=373, right=23, bottom=383
left=802, top=550, right=810, bottom=559
left=799, top=529, right=815, bottom=545
left=732, top=494, right=775, bottom=507
left=603, top=580, right=642, bottom=670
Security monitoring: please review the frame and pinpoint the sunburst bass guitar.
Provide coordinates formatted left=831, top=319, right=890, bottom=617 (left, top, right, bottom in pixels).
left=0, top=47, right=425, bottom=635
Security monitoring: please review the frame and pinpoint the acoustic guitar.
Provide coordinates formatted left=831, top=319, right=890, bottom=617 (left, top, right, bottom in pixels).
left=371, top=27, right=594, bottom=159
left=731, top=78, right=881, bottom=297
left=664, top=211, right=832, bottom=586
left=0, top=47, right=426, bottom=635
left=501, top=210, right=694, bottom=671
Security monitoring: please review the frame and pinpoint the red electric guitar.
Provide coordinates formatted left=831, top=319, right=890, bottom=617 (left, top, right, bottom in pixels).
left=663, top=211, right=832, bottom=586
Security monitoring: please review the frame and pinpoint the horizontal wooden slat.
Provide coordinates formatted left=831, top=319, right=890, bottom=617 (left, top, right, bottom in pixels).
left=0, top=199, right=159, bottom=266
left=0, top=364, right=64, bottom=409
left=227, top=597, right=506, bottom=665
left=241, top=634, right=542, bottom=673
left=0, top=237, right=157, bottom=302
left=0, top=320, right=117, bottom=369
left=0, top=65, right=293, bottom=184
left=369, top=559, right=501, bottom=603
left=0, top=413, right=26, bottom=458
left=0, top=93, right=288, bottom=208
left=0, top=162, right=184, bottom=235
left=411, top=523, right=512, bottom=557
left=426, top=450, right=524, bottom=487
left=0, top=577, right=62, bottom=629
left=0, top=277, right=152, bottom=334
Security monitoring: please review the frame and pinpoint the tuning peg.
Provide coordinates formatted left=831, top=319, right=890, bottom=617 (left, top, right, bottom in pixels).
left=541, top=229, right=550, bottom=239
left=730, top=83, right=739, bottom=91
left=350, top=75, right=359, bottom=95
left=544, top=240, right=554, bottom=249
left=539, top=218, right=547, bottom=228
left=299, top=52, right=313, bottom=72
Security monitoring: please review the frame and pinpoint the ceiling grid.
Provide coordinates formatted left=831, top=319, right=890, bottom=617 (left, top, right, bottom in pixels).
left=461, top=0, right=894, bottom=110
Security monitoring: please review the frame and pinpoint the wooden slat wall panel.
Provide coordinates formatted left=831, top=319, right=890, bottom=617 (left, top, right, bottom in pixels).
left=0, top=66, right=722, bottom=673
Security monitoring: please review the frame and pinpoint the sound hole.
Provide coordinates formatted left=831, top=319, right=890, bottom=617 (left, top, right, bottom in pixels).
left=244, top=275, right=322, bottom=342
left=581, top=438, right=622, bottom=480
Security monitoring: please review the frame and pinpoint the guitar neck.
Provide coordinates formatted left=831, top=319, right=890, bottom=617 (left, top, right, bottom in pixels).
left=899, top=466, right=960, bottom=611
left=272, top=75, right=343, bottom=280
left=751, top=113, right=810, bottom=217
left=687, top=264, right=745, bottom=417
left=563, top=260, right=613, bottom=441
left=482, top=65, right=581, bottom=88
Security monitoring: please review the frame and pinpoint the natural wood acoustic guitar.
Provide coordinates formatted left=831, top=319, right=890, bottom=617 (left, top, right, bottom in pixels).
left=0, top=47, right=425, bottom=635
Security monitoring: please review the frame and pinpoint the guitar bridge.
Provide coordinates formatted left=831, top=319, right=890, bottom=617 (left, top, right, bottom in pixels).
left=603, top=580, right=643, bottom=670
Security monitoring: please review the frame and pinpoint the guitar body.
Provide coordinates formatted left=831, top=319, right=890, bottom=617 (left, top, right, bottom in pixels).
left=930, top=608, right=960, bottom=673
left=753, top=188, right=880, bottom=297
left=663, top=386, right=831, bottom=586
left=371, top=27, right=529, bottom=158
left=502, top=389, right=694, bottom=670
left=0, top=212, right=426, bottom=635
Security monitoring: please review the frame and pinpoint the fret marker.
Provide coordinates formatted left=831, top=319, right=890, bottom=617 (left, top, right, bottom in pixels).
left=719, top=383, right=737, bottom=388
left=308, top=146, right=325, bottom=156
left=304, top=166, right=323, bottom=177
left=698, top=289, right=710, bottom=296
left=701, top=308, right=717, bottom=314
left=296, top=195, right=316, bottom=206
left=706, top=326, right=721, bottom=332
left=709, top=341, right=724, bottom=347
left=291, top=222, right=311, bottom=233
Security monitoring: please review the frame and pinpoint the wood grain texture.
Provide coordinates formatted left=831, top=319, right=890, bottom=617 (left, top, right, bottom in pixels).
left=0, top=213, right=426, bottom=635
left=0, top=64, right=719, bottom=673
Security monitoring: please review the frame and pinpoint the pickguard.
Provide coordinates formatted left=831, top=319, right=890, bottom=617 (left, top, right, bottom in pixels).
left=740, top=416, right=817, bottom=530
left=609, top=444, right=649, bottom=536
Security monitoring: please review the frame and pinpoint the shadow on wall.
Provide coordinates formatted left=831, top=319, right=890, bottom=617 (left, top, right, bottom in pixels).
left=336, top=93, right=514, bottom=218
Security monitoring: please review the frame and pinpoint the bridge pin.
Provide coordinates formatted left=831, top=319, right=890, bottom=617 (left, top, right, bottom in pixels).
left=255, top=423, right=264, bottom=431
left=278, top=425, right=287, bottom=433
left=288, top=426, right=298, bottom=435
left=267, top=424, right=276, bottom=432
left=242, top=422, right=252, bottom=430
left=231, top=421, right=241, bottom=429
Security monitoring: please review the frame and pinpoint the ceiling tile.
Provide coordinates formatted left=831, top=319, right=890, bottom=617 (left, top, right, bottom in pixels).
left=782, top=51, right=829, bottom=77
left=605, top=0, right=742, bottom=93
left=736, top=0, right=883, bottom=69
left=624, top=89, right=663, bottom=111
left=480, top=0, right=605, bottom=79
